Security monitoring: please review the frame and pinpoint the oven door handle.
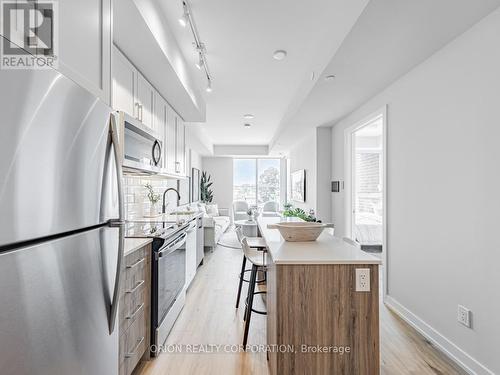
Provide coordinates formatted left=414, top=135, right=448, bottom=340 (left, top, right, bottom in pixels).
left=158, top=232, right=187, bottom=258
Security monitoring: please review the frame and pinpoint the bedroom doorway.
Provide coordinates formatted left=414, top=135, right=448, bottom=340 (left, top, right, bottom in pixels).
left=345, top=106, right=387, bottom=297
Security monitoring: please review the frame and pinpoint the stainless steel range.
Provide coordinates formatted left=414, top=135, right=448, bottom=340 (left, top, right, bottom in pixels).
left=126, top=220, right=194, bottom=356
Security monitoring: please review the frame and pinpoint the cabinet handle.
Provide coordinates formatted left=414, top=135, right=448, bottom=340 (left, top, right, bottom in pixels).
left=126, top=303, right=144, bottom=320
left=140, top=104, right=144, bottom=122
left=125, top=280, right=145, bottom=294
left=126, top=257, right=145, bottom=269
left=135, top=102, right=140, bottom=120
left=125, top=336, right=145, bottom=358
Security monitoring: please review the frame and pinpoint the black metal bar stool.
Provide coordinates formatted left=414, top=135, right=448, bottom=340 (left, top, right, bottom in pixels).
left=241, top=237, right=268, bottom=347
left=235, top=227, right=267, bottom=309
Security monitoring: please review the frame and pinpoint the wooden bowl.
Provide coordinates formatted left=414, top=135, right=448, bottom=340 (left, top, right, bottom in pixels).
left=267, top=222, right=334, bottom=242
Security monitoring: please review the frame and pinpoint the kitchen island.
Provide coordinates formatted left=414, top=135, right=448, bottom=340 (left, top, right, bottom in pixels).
left=257, top=216, right=381, bottom=375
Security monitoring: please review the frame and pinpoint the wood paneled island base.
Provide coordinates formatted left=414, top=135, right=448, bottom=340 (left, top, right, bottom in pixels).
left=267, top=262, right=379, bottom=375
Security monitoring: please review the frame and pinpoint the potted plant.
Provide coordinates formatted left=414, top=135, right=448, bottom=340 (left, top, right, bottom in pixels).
left=200, top=171, right=214, bottom=203
left=282, top=204, right=318, bottom=222
left=145, top=183, right=161, bottom=216
left=247, top=208, right=254, bottom=222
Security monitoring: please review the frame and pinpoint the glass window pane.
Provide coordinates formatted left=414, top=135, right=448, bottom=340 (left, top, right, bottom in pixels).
left=233, top=159, right=256, bottom=206
left=257, top=159, right=280, bottom=205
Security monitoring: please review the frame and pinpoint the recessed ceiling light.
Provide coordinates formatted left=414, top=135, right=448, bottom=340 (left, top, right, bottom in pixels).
left=324, top=74, right=336, bottom=81
left=243, top=114, right=254, bottom=120
left=273, top=50, right=287, bottom=61
left=244, top=123, right=251, bottom=128
left=206, top=80, right=212, bottom=92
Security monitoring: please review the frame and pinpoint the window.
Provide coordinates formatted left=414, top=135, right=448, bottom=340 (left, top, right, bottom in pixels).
left=233, top=159, right=280, bottom=207
left=233, top=159, right=257, bottom=205
left=257, top=159, right=280, bottom=205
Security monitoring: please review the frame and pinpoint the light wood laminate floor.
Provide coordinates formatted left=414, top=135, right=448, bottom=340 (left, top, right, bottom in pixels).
left=136, top=242, right=466, bottom=375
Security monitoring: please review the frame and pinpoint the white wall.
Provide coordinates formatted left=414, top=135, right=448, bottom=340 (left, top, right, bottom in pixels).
left=288, top=132, right=316, bottom=213
left=185, top=124, right=213, bottom=157
left=202, top=157, right=234, bottom=210
left=331, top=8, right=500, bottom=374
left=316, top=127, right=332, bottom=222
left=288, top=128, right=332, bottom=223
left=213, top=144, right=269, bottom=156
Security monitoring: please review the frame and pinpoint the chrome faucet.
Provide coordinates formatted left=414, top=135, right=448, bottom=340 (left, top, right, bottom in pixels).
left=162, top=188, right=181, bottom=213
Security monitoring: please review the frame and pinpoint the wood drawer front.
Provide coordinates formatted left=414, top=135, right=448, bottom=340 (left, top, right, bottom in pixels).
left=123, top=247, right=148, bottom=286
left=119, top=307, right=147, bottom=375
left=119, top=279, right=147, bottom=334
left=120, top=246, right=149, bottom=333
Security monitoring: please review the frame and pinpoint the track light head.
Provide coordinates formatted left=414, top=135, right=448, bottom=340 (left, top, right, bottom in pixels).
left=206, top=80, right=212, bottom=93
left=179, top=11, right=188, bottom=27
left=195, top=53, right=204, bottom=70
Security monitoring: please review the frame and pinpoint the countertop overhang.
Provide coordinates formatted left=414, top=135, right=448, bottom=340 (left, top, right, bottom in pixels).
left=124, top=238, right=153, bottom=256
left=257, top=216, right=382, bottom=265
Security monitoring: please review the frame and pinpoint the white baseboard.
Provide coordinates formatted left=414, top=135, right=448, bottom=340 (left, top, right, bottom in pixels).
left=384, top=295, right=494, bottom=375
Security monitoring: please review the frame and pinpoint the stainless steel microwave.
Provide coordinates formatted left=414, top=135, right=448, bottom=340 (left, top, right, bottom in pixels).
left=115, top=112, right=162, bottom=174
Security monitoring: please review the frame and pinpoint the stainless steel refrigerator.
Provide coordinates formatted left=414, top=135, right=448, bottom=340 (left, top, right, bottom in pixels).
left=0, top=67, right=124, bottom=374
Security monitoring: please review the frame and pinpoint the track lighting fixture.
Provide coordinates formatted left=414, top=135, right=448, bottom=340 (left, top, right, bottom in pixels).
left=181, top=1, right=213, bottom=92
left=195, top=52, right=204, bottom=70
left=179, top=10, right=189, bottom=27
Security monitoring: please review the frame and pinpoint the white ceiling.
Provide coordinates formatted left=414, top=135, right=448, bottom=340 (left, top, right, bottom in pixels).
left=271, top=0, right=500, bottom=153
left=154, top=0, right=500, bottom=152
left=155, top=0, right=369, bottom=146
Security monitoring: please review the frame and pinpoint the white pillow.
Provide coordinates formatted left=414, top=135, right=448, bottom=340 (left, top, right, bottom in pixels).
left=197, top=203, right=207, bottom=214
left=206, top=204, right=219, bottom=217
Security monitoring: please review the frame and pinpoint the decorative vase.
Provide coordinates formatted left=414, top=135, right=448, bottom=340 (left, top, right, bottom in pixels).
left=150, top=202, right=158, bottom=216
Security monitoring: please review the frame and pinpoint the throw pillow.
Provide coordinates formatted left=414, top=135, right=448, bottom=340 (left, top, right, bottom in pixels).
left=206, top=204, right=219, bottom=217
left=197, top=203, right=207, bottom=214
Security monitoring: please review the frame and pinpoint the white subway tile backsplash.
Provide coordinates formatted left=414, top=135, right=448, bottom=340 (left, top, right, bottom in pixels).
left=124, top=176, right=180, bottom=220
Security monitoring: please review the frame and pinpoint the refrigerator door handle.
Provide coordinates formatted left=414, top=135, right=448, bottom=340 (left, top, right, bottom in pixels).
left=108, top=114, right=125, bottom=334
left=109, top=113, right=125, bottom=224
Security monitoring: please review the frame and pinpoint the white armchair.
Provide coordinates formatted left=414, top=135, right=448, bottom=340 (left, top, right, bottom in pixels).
left=232, top=201, right=249, bottom=221
left=262, top=201, right=280, bottom=217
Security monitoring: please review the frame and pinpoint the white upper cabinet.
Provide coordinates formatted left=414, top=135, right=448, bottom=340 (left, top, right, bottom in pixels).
left=165, top=105, right=177, bottom=175
left=154, top=93, right=167, bottom=167
left=59, top=0, right=111, bottom=104
left=112, top=45, right=154, bottom=130
left=136, top=74, right=155, bottom=129
left=111, top=46, right=188, bottom=177
left=175, top=117, right=186, bottom=176
left=112, top=47, right=137, bottom=116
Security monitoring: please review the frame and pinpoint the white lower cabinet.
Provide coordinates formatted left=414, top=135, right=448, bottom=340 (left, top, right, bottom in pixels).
left=185, top=221, right=198, bottom=288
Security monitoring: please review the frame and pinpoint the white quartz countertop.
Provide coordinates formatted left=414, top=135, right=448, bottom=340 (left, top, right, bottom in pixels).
left=129, top=211, right=203, bottom=224
left=257, top=216, right=381, bottom=265
left=124, top=238, right=153, bottom=257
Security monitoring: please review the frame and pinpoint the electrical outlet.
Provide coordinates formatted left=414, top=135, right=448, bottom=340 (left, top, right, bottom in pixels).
left=355, top=268, right=370, bottom=292
left=457, top=305, right=471, bottom=328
